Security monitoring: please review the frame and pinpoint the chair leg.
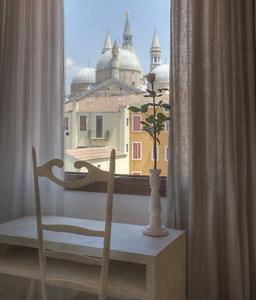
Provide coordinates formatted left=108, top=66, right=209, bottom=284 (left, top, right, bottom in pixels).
left=41, top=281, right=47, bottom=300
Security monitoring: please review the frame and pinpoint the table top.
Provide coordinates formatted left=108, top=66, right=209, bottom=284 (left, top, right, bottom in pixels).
left=0, top=216, right=184, bottom=264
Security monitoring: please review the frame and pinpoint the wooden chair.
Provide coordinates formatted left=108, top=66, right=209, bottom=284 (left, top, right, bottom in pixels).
left=32, top=147, right=115, bottom=300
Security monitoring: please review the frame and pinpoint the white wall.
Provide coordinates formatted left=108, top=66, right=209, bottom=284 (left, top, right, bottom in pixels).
left=63, top=191, right=168, bottom=226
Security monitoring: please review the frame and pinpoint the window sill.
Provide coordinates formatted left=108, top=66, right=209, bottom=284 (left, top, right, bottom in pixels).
left=65, top=173, right=166, bottom=197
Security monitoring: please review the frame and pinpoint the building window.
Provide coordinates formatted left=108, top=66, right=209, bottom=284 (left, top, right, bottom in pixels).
left=126, top=118, right=129, bottom=126
left=64, top=117, right=68, bottom=130
left=126, top=143, right=129, bottom=153
left=165, top=146, right=168, bottom=161
left=132, top=115, right=142, bottom=132
left=96, top=115, right=103, bottom=137
left=132, top=142, right=142, bottom=160
left=151, top=146, right=159, bottom=161
left=80, top=116, right=87, bottom=131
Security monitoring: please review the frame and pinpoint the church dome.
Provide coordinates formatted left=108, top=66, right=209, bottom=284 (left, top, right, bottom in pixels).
left=72, top=68, right=96, bottom=84
left=152, top=64, right=169, bottom=83
left=96, top=48, right=142, bottom=72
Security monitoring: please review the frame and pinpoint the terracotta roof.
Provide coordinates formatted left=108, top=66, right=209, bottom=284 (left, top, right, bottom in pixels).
left=65, top=147, right=125, bottom=161
left=64, top=93, right=169, bottom=113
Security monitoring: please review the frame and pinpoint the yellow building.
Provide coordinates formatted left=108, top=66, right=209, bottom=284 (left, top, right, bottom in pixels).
left=128, top=94, right=170, bottom=176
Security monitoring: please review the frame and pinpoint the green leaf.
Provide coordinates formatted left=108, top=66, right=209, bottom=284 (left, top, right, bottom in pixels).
left=161, top=103, right=171, bottom=110
left=158, top=88, right=169, bottom=92
left=146, top=115, right=155, bottom=124
left=128, top=106, right=140, bottom=113
left=157, top=112, right=166, bottom=120
left=143, top=127, right=153, bottom=137
left=141, top=121, right=150, bottom=127
left=140, top=104, right=149, bottom=113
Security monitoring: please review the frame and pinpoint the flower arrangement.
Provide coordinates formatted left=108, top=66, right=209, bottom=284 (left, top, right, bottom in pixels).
left=128, top=73, right=171, bottom=170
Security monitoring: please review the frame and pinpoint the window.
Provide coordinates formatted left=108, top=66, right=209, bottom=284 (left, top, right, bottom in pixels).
left=80, top=116, right=87, bottom=131
left=165, top=146, right=168, bottom=161
left=132, top=115, right=142, bottom=132
left=132, top=142, right=142, bottom=160
left=64, top=117, right=69, bottom=130
left=64, top=0, right=170, bottom=182
left=96, top=116, right=103, bottom=138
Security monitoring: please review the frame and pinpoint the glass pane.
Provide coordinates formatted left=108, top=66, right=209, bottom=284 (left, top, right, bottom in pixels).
left=64, top=0, right=170, bottom=176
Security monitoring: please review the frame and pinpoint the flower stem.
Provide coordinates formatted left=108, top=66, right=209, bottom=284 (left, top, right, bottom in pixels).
left=151, top=82, right=157, bottom=170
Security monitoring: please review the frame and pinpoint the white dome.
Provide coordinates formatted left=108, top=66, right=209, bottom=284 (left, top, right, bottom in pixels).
left=96, top=48, right=142, bottom=72
left=152, top=64, right=169, bottom=83
left=72, top=68, right=96, bottom=84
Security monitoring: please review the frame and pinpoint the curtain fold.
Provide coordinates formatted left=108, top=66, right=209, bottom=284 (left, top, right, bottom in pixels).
left=0, top=0, right=65, bottom=299
left=170, top=0, right=256, bottom=299
left=0, top=0, right=64, bottom=222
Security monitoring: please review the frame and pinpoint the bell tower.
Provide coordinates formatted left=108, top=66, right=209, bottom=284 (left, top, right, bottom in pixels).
left=150, top=30, right=161, bottom=71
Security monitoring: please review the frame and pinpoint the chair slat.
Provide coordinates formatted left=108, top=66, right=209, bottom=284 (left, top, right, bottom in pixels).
left=41, top=224, right=105, bottom=237
left=44, top=250, right=102, bottom=266
left=45, top=276, right=97, bottom=294
left=36, top=159, right=109, bottom=189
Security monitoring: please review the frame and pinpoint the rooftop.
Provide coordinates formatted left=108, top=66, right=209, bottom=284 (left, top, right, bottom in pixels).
left=65, top=147, right=125, bottom=162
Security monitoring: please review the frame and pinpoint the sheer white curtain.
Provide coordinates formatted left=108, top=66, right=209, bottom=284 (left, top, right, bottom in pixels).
left=0, top=0, right=64, bottom=298
left=169, top=0, right=256, bottom=299
left=0, top=0, right=64, bottom=222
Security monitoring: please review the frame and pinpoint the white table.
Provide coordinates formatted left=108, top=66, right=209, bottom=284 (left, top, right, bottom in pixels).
left=0, top=216, right=186, bottom=300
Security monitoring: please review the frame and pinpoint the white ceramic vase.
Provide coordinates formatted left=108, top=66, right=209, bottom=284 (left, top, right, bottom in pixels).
left=143, top=169, right=169, bottom=237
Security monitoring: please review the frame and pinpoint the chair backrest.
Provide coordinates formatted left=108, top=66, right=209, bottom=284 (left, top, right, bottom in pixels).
left=32, top=147, right=115, bottom=300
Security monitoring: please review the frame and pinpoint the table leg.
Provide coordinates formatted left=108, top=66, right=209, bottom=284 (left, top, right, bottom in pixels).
left=145, top=235, right=186, bottom=300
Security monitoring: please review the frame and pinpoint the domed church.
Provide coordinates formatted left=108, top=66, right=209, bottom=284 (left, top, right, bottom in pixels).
left=70, top=13, right=169, bottom=98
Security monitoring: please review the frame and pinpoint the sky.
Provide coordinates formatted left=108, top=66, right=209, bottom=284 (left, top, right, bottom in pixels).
left=64, top=0, right=170, bottom=94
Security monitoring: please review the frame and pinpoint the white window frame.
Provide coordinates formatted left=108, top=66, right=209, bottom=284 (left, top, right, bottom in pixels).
left=64, top=116, right=69, bottom=131
left=132, top=142, right=142, bottom=160
left=132, top=114, right=142, bottom=132
left=151, top=145, right=159, bottom=161
left=165, top=146, right=168, bottom=161
left=165, top=120, right=169, bottom=132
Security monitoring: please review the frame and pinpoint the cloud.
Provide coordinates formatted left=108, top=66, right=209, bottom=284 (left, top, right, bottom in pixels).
left=65, top=57, right=75, bottom=69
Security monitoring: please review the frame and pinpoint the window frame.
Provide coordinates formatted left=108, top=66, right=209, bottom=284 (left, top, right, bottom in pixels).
left=64, top=117, right=69, bottom=131
left=132, top=141, right=142, bottom=160
left=79, top=115, right=87, bottom=131
left=65, top=172, right=166, bottom=197
left=165, top=146, right=168, bottom=161
left=132, top=114, right=142, bottom=132
left=96, top=115, right=103, bottom=138
left=151, top=145, right=159, bottom=161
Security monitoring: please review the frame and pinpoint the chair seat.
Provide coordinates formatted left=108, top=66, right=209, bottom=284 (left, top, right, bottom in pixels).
left=0, top=247, right=146, bottom=300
